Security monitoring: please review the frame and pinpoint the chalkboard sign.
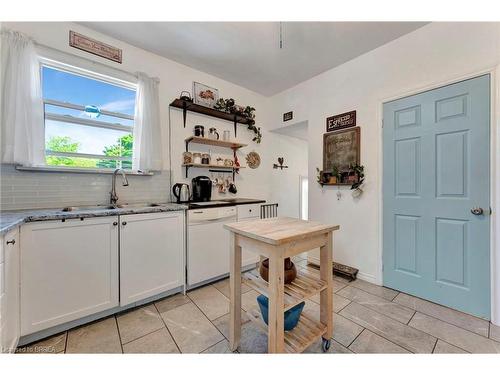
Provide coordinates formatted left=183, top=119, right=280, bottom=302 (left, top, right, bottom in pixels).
left=323, top=127, right=360, bottom=172
left=326, top=110, right=356, bottom=132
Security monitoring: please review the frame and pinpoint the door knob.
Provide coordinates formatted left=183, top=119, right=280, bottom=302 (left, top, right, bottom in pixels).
left=471, top=207, right=484, bottom=215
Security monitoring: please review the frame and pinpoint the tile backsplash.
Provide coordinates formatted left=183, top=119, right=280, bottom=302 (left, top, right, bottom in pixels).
left=0, top=164, right=171, bottom=210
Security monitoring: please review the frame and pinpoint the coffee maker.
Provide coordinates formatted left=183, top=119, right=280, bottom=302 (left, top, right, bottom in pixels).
left=191, top=176, right=212, bottom=202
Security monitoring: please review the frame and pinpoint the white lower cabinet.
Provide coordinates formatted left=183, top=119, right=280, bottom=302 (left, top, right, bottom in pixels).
left=20, top=217, right=119, bottom=336
left=1, top=228, right=20, bottom=353
left=119, top=212, right=184, bottom=306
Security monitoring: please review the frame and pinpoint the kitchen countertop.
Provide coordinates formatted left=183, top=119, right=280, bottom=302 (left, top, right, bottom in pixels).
left=188, top=198, right=266, bottom=209
left=0, top=203, right=188, bottom=236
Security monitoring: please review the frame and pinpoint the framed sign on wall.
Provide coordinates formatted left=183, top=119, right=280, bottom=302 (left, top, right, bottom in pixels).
left=69, top=31, right=122, bottom=63
left=326, top=110, right=356, bottom=132
left=323, top=127, right=360, bottom=173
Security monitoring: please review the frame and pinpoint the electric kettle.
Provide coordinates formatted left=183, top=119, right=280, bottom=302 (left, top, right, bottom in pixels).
left=172, top=183, right=190, bottom=203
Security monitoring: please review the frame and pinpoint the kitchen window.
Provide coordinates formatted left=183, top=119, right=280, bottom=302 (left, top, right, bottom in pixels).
left=41, top=63, right=137, bottom=170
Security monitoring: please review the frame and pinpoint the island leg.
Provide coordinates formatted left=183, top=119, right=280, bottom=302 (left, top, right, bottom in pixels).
left=320, top=232, right=333, bottom=341
left=268, top=251, right=285, bottom=353
left=229, top=233, right=242, bottom=351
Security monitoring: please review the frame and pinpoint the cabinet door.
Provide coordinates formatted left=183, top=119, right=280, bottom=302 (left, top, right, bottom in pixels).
left=20, top=217, right=119, bottom=335
left=120, top=212, right=184, bottom=306
left=1, top=229, right=20, bottom=353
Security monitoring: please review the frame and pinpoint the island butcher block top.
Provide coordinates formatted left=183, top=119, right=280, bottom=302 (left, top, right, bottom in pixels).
left=224, top=216, right=340, bottom=245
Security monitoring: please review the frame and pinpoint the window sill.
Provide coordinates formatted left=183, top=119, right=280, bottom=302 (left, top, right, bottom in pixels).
left=15, top=165, right=155, bottom=176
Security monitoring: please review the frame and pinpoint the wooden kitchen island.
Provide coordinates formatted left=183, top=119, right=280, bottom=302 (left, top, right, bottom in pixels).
left=224, top=217, right=340, bottom=353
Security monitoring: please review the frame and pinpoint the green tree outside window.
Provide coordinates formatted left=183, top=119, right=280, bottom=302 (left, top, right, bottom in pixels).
left=45, top=134, right=133, bottom=169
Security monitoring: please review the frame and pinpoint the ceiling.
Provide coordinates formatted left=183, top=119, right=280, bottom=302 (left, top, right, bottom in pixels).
left=82, top=22, right=428, bottom=96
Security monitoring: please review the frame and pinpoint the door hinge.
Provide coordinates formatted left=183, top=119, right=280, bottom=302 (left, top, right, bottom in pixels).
left=382, top=119, right=384, bottom=128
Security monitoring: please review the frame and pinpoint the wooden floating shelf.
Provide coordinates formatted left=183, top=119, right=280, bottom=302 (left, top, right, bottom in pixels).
left=246, top=309, right=327, bottom=353
left=170, top=98, right=252, bottom=136
left=185, top=136, right=247, bottom=150
left=243, top=267, right=327, bottom=311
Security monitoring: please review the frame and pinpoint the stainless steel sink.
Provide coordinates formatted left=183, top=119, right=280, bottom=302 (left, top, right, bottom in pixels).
left=61, top=203, right=163, bottom=212
left=115, top=203, right=163, bottom=208
left=61, top=205, right=116, bottom=212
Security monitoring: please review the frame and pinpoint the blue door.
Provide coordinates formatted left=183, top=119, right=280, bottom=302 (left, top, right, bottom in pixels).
left=383, top=75, right=490, bottom=319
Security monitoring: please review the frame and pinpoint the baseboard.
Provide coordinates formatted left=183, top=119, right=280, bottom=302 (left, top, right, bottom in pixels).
left=307, top=254, right=377, bottom=284
left=356, top=271, right=378, bottom=285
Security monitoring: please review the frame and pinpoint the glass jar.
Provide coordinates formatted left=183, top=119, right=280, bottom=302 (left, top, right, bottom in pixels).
left=201, top=153, right=210, bottom=165
left=183, top=151, right=193, bottom=164
left=192, top=152, right=202, bottom=164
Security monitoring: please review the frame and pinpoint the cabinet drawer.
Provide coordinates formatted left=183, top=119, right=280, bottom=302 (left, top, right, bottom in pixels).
left=237, top=204, right=261, bottom=220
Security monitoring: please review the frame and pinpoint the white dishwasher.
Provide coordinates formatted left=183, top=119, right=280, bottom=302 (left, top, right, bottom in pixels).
left=187, top=206, right=257, bottom=288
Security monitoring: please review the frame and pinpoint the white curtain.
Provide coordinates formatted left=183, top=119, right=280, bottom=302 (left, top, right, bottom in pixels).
left=1, top=30, right=45, bottom=166
left=133, top=72, right=162, bottom=171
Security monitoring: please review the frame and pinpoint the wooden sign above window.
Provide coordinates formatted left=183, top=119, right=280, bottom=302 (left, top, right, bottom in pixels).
left=326, top=110, right=356, bottom=132
left=69, top=31, right=122, bottom=64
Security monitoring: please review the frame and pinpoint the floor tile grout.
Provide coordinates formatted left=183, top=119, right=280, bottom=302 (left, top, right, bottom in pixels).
left=120, top=326, right=165, bottom=348
left=406, top=310, right=418, bottom=326
left=347, top=327, right=365, bottom=349
left=391, top=292, right=400, bottom=302
left=348, top=328, right=413, bottom=354
left=63, top=330, right=69, bottom=354
left=431, top=338, right=438, bottom=353
left=201, top=338, right=231, bottom=353
left=114, top=315, right=124, bottom=354
left=153, top=302, right=182, bottom=354
left=185, top=293, right=232, bottom=353
left=408, top=310, right=496, bottom=344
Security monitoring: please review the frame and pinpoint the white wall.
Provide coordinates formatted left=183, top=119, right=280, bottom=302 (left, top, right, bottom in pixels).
left=0, top=22, right=289, bottom=209
left=268, top=22, right=500, bottom=284
left=268, top=133, right=308, bottom=218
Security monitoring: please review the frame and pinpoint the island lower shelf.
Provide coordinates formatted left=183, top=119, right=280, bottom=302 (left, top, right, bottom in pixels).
left=246, top=308, right=327, bottom=353
left=242, top=267, right=327, bottom=311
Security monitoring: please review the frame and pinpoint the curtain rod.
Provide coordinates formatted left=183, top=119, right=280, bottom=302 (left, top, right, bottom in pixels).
left=35, top=41, right=160, bottom=84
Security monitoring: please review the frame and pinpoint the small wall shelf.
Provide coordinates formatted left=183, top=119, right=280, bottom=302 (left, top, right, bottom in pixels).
left=318, top=182, right=352, bottom=187
left=184, top=136, right=247, bottom=152
left=170, top=98, right=252, bottom=136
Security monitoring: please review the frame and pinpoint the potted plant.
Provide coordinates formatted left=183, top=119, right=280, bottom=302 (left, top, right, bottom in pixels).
left=349, top=163, right=365, bottom=197
left=329, top=166, right=341, bottom=184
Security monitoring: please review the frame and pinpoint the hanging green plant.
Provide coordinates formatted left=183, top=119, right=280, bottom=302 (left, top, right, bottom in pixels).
left=213, top=98, right=262, bottom=143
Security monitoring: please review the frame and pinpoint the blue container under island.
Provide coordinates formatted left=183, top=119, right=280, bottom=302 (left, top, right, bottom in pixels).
left=256, top=294, right=305, bottom=331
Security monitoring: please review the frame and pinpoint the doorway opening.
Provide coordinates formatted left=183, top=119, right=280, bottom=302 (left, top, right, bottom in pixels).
left=270, top=120, right=308, bottom=219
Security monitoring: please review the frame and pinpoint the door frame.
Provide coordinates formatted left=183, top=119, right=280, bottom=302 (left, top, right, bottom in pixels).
left=299, top=175, right=308, bottom=220
left=377, top=65, right=500, bottom=324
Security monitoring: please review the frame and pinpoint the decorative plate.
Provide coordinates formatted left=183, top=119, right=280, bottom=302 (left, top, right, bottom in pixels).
left=245, top=151, right=261, bottom=169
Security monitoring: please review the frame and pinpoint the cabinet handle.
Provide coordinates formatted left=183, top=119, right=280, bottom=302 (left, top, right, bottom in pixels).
left=122, top=221, right=127, bottom=226
left=6, top=239, right=15, bottom=245
left=113, top=222, right=118, bottom=226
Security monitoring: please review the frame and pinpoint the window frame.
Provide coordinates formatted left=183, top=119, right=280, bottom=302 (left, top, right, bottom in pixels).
left=39, top=56, right=138, bottom=171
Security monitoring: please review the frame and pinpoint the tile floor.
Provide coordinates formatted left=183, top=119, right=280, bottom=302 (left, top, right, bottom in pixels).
left=17, top=254, right=500, bottom=354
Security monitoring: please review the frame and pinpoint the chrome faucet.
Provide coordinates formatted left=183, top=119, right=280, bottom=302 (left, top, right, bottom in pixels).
left=110, top=168, right=129, bottom=206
